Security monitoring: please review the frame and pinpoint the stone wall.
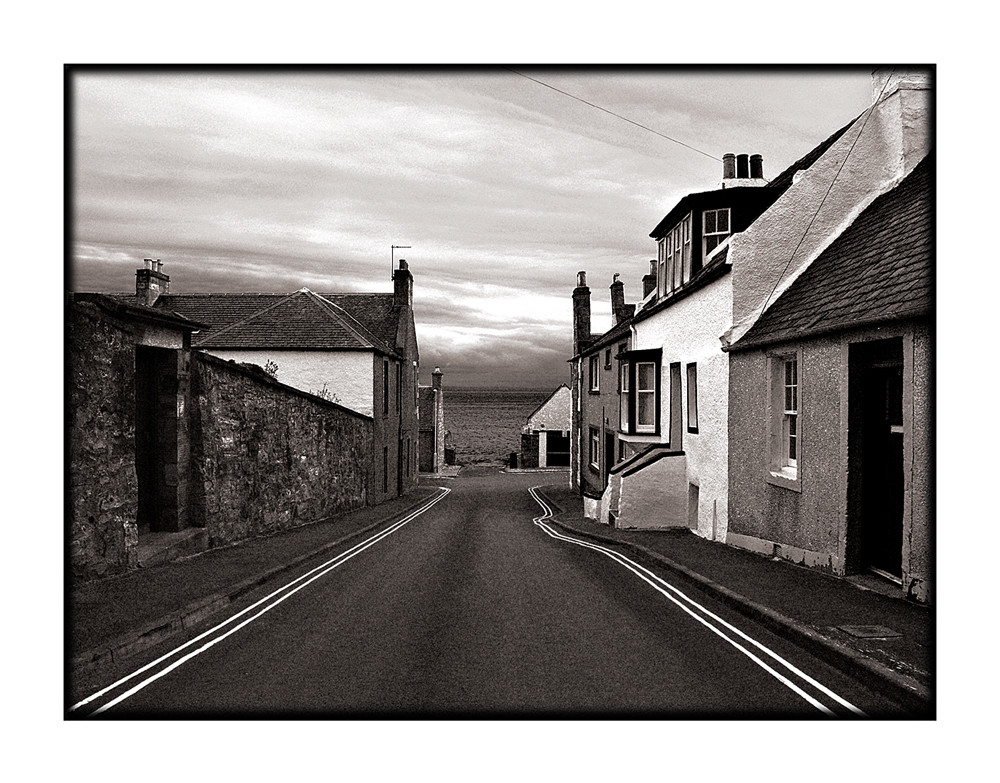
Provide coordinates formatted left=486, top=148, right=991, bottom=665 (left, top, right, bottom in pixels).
left=189, top=353, right=374, bottom=546
left=67, top=301, right=140, bottom=579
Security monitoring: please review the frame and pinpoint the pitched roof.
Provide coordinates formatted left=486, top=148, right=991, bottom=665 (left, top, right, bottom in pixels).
left=143, top=290, right=401, bottom=355
left=731, top=152, right=933, bottom=351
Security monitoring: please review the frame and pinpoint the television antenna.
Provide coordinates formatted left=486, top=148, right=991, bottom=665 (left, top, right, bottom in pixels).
left=391, top=245, right=411, bottom=280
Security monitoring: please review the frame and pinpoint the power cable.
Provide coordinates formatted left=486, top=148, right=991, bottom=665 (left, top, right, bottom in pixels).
left=757, top=69, right=896, bottom=317
left=505, top=68, right=721, bottom=163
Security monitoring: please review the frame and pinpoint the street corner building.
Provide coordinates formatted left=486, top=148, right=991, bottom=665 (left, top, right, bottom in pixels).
left=516, top=384, right=571, bottom=469
left=67, top=258, right=425, bottom=581
left=569, top=68, right=933, bottom=603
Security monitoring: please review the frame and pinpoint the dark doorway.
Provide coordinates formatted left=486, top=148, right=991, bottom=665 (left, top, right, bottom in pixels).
left=135, top=346, right=182, bottom=533
left=546, top=432, right=570, bottom=467
left=604, top=431, right=616, bottom=479
left=848, top=339, right=904, bottom=581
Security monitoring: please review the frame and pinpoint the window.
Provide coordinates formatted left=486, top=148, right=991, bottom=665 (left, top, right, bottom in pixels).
left=395, top=362, right=402, bottom=413
left=703, top=208, right=731, bottom=258
left=589, top=354, right=600, bottom=392
left=687, top=363, right=699, bottom=434
left=782, top=358, right=798, bottom=468
left=657, top=213, right=693, bottom=297
left=636, top=362, right=657, bottom=433
left=619, top=357, right=629, bottom=431
left=604, top=349, right=612, bottom=370
left=618, top=440, right=628, bottom=462
left=383, top=359, right=390, bottom=415
left=619, top=349, right=661, bottom=436
left=589, top=427, right=600, bottom=469
left=768, top=353, right=801, bottom=489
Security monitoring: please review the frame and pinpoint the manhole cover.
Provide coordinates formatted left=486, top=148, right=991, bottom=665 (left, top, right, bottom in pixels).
left=838, top=625, right=902, bottom=639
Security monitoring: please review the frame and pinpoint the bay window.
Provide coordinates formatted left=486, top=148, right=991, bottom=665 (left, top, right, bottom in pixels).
left=618, top=348, right=661, bottom=436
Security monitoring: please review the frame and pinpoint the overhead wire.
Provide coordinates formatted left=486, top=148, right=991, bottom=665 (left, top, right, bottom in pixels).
left=756, top=68, right=896, bottom=317
left=505, top=68, right=722, bottom=163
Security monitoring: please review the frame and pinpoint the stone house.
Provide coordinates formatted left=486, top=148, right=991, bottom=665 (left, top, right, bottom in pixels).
left=418, top=367, right=446, bottom=474
left=518, top=384, right=571, bottom=469
left=121, top=258, right=421, bottom=503
left=68, top=292, right=377, bottom=579
left=724, top=79, right=932, bottom=602
left=569, top=272, right=636, bottom=512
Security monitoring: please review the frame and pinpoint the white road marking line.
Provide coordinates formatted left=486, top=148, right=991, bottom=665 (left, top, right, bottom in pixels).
left=72, top=487, right=451, bottom=716
left=528, top=486, right=866, bottom=717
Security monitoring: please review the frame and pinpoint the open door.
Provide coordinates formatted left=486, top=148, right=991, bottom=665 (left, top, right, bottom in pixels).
left=848, top=339, right=904, bottom=581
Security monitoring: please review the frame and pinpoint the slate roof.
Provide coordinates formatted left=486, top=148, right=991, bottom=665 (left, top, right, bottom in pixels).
left=136, top=289, right=402, bottom=355
left=731, top=152, right=933, bottom=351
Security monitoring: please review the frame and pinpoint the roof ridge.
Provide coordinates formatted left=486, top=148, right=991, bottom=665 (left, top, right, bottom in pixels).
left=191, top=290, right=306, bottom=346
left=302, top=290, right=386, bottom=352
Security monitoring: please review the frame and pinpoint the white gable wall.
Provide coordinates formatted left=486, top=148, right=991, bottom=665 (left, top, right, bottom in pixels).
left=724, top=71, right=931, bottom=348
left=204, top=349, right=375, bottom=417
left=525, top=386, right=571, bottom=433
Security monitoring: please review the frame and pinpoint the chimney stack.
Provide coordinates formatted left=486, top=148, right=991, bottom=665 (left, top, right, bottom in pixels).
left=432, top=366, right=443, bottom=392
left=722, top=152, right=766, bottom=188
left=136, top=258, right=169, bottom=307
left=722, top=153, right=736, bottom=180
left=572, top=271, right=591, bottom=352
left=610, top=273, right=626, bottom=326
left=394, top=259, right=413, bottom=308
left=642, top=260, right=657, bottom=299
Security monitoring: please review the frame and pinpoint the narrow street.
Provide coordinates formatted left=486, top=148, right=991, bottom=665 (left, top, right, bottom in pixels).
left=72, top=471, right=904, bottom=718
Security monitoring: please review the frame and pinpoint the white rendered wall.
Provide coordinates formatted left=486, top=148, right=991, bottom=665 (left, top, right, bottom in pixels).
left=617, top=456, right=688, bottom=530
left=724, top=74, right=931, bottom=348
left=525, top=386, right=572, bottom=433
left=204, top=349, right=375, bottom=416
left=631, top=273, right=732, bottom=540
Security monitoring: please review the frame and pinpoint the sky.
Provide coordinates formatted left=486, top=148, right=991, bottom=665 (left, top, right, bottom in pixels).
left=70, top=67, right=876, bottom=388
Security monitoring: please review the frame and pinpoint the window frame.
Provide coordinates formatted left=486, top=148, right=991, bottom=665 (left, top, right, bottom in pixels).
left=767, top=350, right=802, bottom=491
left=686, top=362, right=699, bottom=434
left=383, top=359, right=390, bottom=415
left=618, top=348, right=662, bottom=436
left=589, top=426, right=600, bottom=470
left=589, top=354, right=600, bottom=393
left=703, top=207, right=731, bottom=260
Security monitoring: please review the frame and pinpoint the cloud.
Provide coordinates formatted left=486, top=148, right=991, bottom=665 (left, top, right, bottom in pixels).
left=70, top=68, right=874, bottom=388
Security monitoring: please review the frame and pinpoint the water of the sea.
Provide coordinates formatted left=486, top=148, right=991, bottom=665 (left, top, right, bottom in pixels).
left=444, top=388, right=554, bottom=467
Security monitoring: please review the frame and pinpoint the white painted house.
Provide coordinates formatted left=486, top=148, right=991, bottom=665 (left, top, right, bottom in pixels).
left=519, top=385, right=571, bottom=468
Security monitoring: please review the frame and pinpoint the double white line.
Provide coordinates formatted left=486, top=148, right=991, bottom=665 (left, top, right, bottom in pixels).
left=70, top=487, right=451, bottom=717
left=528, top=486, right=866, bottom=718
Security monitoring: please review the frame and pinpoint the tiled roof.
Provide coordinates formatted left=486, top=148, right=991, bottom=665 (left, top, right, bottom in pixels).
left=732, top=152, right=933, bottom=351
left=149, top=290, right=400, bottom=354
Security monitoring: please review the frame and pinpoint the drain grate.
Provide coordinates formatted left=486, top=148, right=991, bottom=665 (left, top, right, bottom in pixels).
left=838, top=624, right=902, bottom=639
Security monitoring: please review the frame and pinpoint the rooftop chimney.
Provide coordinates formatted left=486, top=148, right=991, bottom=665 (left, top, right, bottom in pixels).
left=610, top=273, right=626, bottom=326
left=723, top=153, right=736, bottom=180
left=721, top=152, right=767, bottom=188
left=642, top=260, right=657, bottom=299
left=394, top=259, right=413, bottom=308
left=136, top=258, right=169, bottom=307
left=432, top=366, right=443, bottom=392
left=572, top=271, right=591, bottom=352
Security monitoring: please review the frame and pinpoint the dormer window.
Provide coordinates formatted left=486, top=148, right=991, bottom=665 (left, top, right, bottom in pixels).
left=703, top=208, right=731, bottom=258
left=657, top=212, right=692, bottom=297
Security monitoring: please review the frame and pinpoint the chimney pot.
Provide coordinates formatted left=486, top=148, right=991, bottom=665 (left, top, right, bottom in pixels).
left=750, top=154, right=763, bottom=179
left=736, top=154, right=749, bottom=178
left=723, top=153, right=736, bottom=180
left=577, top=270, right=587, bottom=287
left=144, top=258, right=153, bottom=270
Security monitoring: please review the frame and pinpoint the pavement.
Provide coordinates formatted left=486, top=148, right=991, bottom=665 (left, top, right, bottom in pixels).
left=68, top=473, right=933, bottom=715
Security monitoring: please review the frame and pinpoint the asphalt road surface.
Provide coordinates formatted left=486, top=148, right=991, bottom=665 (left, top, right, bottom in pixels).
left=72, top=470, right=905, bottom=718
